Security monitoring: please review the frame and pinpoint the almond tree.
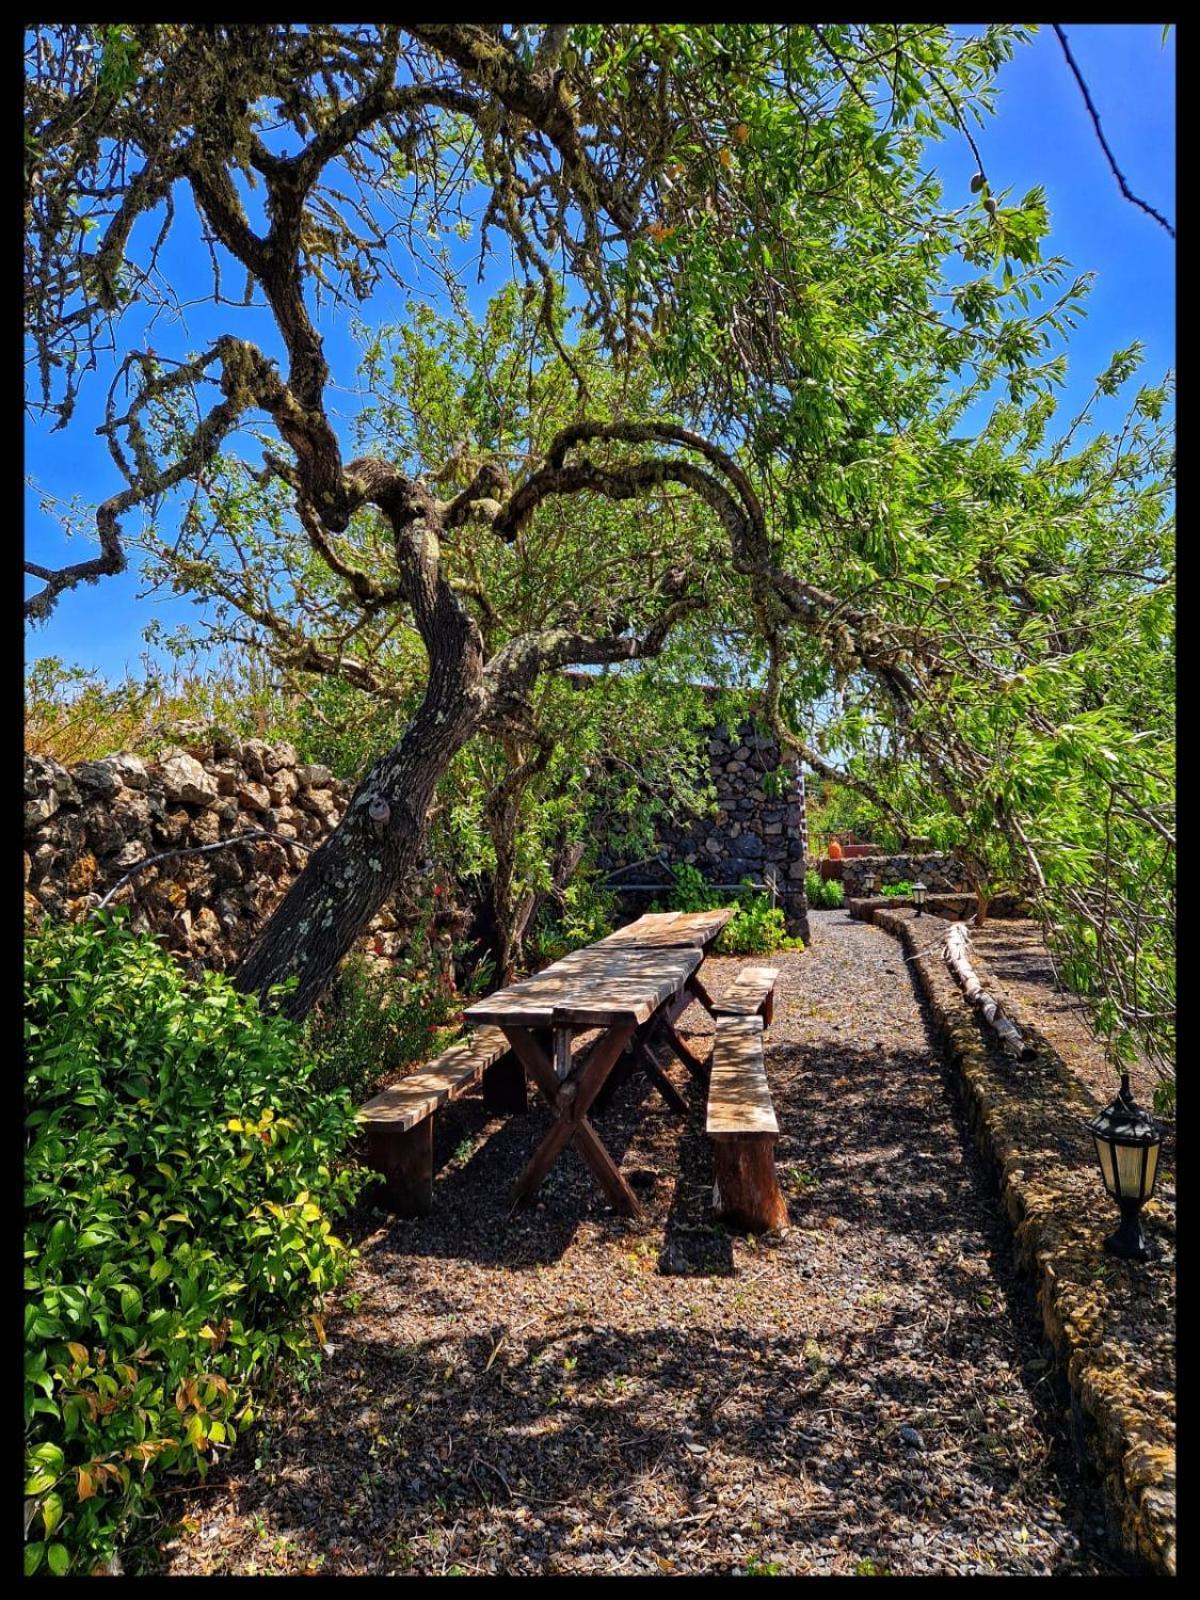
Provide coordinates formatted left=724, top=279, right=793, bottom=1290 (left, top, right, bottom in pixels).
left=25, top=25, right=1172, bottom=1091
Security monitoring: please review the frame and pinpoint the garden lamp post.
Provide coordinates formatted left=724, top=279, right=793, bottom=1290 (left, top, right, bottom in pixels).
left=1086, top=1074, right=1165, bottom=1263
left=912, top=880, right=928, bottom=915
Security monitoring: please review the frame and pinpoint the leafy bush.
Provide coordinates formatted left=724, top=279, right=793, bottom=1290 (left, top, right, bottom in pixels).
left=302, top=949, right=461, bottom=1103
left=717, top=898, right=803, bottom=956
left=24, top=651, right=289, bottom=766
left=525, top=870, right=619, bottom=968
left=881, top=880, right=913, bottom=898
left=804, top=868, right=845, bottom=909
left=24, top=915, right=366, bottom=1577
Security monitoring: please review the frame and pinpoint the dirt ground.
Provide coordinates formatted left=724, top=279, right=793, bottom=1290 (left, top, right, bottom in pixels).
left=968, top=918, right=1163, bottom=1113
left=162, top=909, right=1122, bottom=1577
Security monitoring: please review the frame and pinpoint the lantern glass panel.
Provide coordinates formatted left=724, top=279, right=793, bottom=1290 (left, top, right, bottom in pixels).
left=1136, top=1140, right=1159, bottom=1201
left=1094, top=1135, right=1117, bottom=1198
left=1115, top=1141, right=1146, bottom=1200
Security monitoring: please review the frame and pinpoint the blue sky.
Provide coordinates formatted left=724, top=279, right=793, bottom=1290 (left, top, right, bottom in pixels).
left=24, top=24, right=1175, bottom=683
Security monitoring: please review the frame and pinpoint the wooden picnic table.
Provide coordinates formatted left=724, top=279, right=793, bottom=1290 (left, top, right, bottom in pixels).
left=463, top=923, right=727, bottom=1219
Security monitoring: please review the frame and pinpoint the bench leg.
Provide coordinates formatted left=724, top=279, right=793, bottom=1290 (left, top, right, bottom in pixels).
left=483, top=1051, right=527, bottom=1114
left=366, top=1119, right=434, bottom=1217
left=711, top=1136, right=788, bottom=1233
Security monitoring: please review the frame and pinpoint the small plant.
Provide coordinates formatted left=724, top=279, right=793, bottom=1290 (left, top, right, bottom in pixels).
left=742, top=1554, right=783, bottom=1576
left=805, top=868, right=845, bottom=910
left=853, top=1556, right=892, bottom=1577
left=880, top=880, right=913, bottom=898
left=657, top=867, right=802, bottom=954
left=303, top=949, right=460, bottom=1103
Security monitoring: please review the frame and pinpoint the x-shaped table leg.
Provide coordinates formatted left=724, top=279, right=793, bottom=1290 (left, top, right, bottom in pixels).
left=502, top=1023, right=642, bottom=1218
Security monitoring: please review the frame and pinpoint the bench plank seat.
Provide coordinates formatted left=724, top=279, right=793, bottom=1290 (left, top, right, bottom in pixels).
left=707, top=1016, right=778, bottom=1137
left=360, top=1026, right=510, bottom=1131
left=360, top=1027, right=512, bottom=1215
left=706, top=1015, right=787, bottom=1232
left=711, top=965, right=779, bottom=1026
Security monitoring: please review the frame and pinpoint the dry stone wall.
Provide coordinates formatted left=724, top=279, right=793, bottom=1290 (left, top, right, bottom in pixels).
left=26, top=711, right=812, bottom=961
left=23, top=732, right=433, bottom=970
left=841, top=851, right=969, bottom=899
left=597, top=714, right=810, bottom=941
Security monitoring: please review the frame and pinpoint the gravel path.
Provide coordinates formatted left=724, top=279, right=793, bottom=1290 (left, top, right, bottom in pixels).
left=163, top=910, right=1118, bottom=1576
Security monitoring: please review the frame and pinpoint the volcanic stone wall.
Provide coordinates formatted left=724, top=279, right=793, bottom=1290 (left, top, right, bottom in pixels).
left=841, top=851, right=969, bottom=899
left=597, top=714, right=810, bottom=940
left=23, top=732, right=438, bottom=970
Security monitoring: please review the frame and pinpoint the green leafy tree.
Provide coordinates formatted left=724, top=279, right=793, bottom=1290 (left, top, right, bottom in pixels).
left=24, top=25, right=1172, bottom=1097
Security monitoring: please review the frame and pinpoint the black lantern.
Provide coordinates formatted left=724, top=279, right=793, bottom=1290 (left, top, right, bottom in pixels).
left=1086, top=1074, right=1165, bottom=1262
left=912, top=880, right=928, bottom=915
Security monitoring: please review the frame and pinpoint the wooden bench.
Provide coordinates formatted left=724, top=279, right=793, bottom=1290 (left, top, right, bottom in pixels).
left=359, top=1027, right=520, bottom=1215
left=711, top=965, right=779, bottom=1027
left=706, top=1015, right=788, bottom=1233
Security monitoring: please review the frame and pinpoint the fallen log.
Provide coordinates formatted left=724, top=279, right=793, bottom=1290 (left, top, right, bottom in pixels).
left=942, top=922, right=1032, bottom=1059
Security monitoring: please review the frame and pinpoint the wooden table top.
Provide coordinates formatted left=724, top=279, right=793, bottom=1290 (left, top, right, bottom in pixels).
left=464, top=943, right=702, bottom=1029
left=595, top=908, right=734, bottom=950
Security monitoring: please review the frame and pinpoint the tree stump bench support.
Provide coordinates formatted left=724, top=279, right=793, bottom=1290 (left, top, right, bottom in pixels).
left=706, top=1015, right=788, bottom=1233
left=711, top=965, right=779, bottom=1027
left=359, top=1027, right=512, bottom=1215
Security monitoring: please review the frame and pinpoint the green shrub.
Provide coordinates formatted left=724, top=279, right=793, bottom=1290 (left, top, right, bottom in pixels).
left=302, top=949, right=461, bottom=1103
left=24, top=915, right=366, bottom=1577
left=804, top=868, right=845, bottom=909
left=880, top=880, right=913, bottom=898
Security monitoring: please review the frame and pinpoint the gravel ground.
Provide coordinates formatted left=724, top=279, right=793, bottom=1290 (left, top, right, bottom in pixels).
left=162, top=909, right=1120, bottom=1576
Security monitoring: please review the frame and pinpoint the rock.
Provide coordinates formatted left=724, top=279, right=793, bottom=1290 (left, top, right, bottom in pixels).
left=241, top=739, right=270, bottom=780
left=898, top=1427, right=926, bottom=1451
left=268, top=767, right=299, bottom=805
left=190, top=809, right=220, bottom=846
left=265, top=740, right=297, bottom=773
left=158, top=749, right=218, bottom=807
left=74, top=759, right=123, bottom=798
left=25, top=788, right=59, bottom=830
left=211, top=762, right=240, bottom=796
left=237, top=781, right=271, bottom=814
left=296, top=763, right=334, bottom=791
left=112, top=791, right=152, bottom=836
left=208, top=726, right=243, bottom=761
left=192, top=906, right=222, bottom=945
left=108, top=752, right=150, bottom=790
left=66, top=852, right=99, bottom=894
left=113, top=839, right=148, bottom=869
left=85, top=809, right=126, bottom=858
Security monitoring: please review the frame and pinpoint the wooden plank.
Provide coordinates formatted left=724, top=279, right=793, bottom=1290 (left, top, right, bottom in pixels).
left=365, top=1119, right=434, bottom=1216
left=465, top=945, right=700, bottom=1028
left=597, top=908, right=734, bottom=950
left=712, top=1138, right=789, bottom=1232
left=506, top=1023, right=642, bottom=1216
left=633, top=1037, right=688, bottom=1114
left=359, top=1026, right=508, bottom=1131
left=707, top=1016, right=778, bottom=1138
left=712, top=966, right=779, bottom=1019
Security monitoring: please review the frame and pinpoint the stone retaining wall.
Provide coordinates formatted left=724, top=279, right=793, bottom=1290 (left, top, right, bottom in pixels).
left=23, top=736, right=452, bottom=970
left=847, top=891, right=1030, bottom=921
left=841, top=852, right=969, bottom=899
left=866, top=903, right=1175, bottom=1576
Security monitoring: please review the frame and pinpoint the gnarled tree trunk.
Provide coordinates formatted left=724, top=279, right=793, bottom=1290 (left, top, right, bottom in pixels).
left=235, top=478, right=486, bottom=1019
